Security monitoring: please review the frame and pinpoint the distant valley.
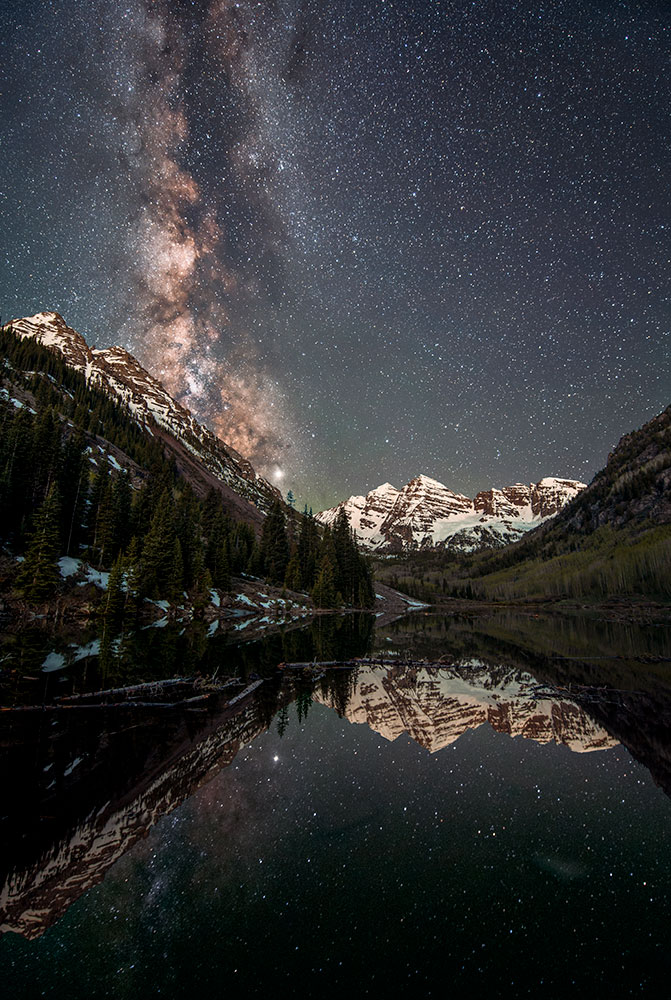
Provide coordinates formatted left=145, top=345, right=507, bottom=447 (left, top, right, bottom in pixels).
left=1, top=310, right=669, bottom=621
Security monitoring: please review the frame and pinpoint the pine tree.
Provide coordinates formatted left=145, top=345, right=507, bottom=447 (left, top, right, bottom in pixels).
left=260, top=500, right=289, bottom=584
left=99, top=556, right=125, bottom=637
left=122, top=536, right=142, bottom=622
left=198, top=566, right=214, bottom=602
left=111, top=471, right=132, bottom=558
left=358, top=553, right=375, bottom=608
left=17, top=484, right=62, bottom=600
left=311, top=552, right=339, bottom=608
left=141, top=489, right=176, bottom=598
left=297, top=511, right=319, bottom=590
left=0, top=407, right=34, bottom=540
left=333, top=508, right=356, bottom=603
left=295, top=689, right=312, bottom=723
left=230, top=521, right=255, bottom=573
left=329, top=508, right=375, bottom=608
left=175, top=486, right=202, bottom=589
left=247, top=541, right=263, bottom=577
left=276, top=704, right=290, bottom=737
left=30, top=407, right=60, bottom=504
left=167, top=536, right=183, bottom=599
left=59, top=431, right=88, bottom=555
left=87, top=468, right=108, bottom=560
left=284, top=552, right=302, bottom=591
left=93, top=479, right=116, bottom=569
left=205, top=507, right=231, bottom=588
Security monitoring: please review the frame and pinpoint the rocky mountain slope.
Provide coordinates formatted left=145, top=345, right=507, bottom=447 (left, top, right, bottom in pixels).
left=555, top=403, right=671, bottom=534
left=4, top=311, right=281, bottom=519
left=317, top=473, right=586, bottom=553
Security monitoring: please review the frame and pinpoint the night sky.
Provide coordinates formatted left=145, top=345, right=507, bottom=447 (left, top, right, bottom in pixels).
left=2, top=1, right=669, bottom=510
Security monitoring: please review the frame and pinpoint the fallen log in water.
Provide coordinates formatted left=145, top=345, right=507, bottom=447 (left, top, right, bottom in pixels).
left=3, top=697, right=209, bottom=712
left=278, top=657, right=457, bottom=672
left=278, top=660, right=360, bottom=671
left=56, top=677, right=196, bottom=704
left=3, top=679, right=264, bottom=714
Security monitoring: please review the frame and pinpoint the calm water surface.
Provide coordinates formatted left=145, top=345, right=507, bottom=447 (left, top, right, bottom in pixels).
left=2, top=611, right=671, bottom=996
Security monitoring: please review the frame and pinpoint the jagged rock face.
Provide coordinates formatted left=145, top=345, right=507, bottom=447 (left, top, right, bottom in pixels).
left=7, top=312, right=282, bottom=514
left=316, top=662, right=617, bottom=754
left=474, top=485, right=528, bottom=518
left=379, top=475, right=473, bottom=549
left=317, top=474, right=586, bottom=553
left=334, top=483, right=402, bottom=544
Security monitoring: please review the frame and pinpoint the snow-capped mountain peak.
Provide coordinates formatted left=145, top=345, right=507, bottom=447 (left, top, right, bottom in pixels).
left=371, top=482, right=399, bottom=496
left=317, top=474, right=586, bottom=553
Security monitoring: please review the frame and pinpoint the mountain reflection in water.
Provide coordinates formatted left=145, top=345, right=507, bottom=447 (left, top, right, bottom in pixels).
left=322, top=659, right=616, bottom=753
left=1, top=611, right=671, bottom=995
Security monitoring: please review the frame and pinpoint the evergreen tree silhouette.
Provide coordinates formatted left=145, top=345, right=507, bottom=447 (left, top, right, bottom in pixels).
left=260, top=500, right=289, bottom=583
left=17, top=484, right=62, bottom=600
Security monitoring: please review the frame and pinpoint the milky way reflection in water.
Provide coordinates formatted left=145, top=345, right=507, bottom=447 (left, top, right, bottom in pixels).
left=2, top=612, right=671, bottom=996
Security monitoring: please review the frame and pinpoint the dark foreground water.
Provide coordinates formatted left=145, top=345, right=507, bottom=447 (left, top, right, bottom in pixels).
left=2, top=611, right=671, bottom=996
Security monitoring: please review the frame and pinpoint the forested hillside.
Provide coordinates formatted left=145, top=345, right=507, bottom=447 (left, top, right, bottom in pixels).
left=0, top=323, right=374, bottom=631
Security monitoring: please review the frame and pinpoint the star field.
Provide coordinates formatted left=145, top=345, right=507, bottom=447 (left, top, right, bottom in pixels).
left=1, top=0, right=669, bottom=508
left=5, top=699, right=671, bottom=995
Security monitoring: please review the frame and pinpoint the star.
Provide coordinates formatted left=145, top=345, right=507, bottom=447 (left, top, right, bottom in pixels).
left=1, top=0, right=668, bottom=511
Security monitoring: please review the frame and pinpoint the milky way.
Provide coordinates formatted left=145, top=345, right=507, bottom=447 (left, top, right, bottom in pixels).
left=107, top=0, right=305, bottom=477
left=2, top=0, right=670, bottom=508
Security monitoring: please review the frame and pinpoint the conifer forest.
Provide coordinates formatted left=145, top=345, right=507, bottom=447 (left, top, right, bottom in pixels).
left=0, top=323, right=375, bottom=646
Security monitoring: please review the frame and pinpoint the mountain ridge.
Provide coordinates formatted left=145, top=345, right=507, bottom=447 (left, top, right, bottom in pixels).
left=5, top=311, right=282, bottom=519
left=317, top=472, right=586, bottom=553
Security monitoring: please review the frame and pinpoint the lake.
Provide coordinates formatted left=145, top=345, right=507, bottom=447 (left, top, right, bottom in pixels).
left=2, top=610, right=671, bottom=996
